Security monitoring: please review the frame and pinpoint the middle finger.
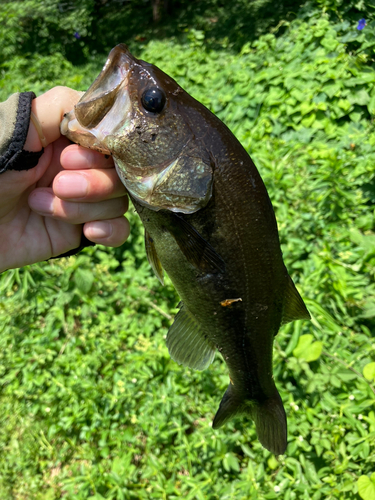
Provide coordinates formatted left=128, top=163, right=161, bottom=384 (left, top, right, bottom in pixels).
left=29, top=187, right=128, bottom=224
left=61, top=144, right=114, bottom=170
left=53, top=168, right=127, bottom=202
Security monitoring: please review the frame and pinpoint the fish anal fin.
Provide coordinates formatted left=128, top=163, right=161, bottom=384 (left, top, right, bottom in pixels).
left=166, top=214, right=225, bottom=274
left=145, top=229, right=164, bottom=285
left=213, top=384, right=287, bottom=455
left=282, top=275, right=310, bottom=325
left=212, top=383, right=243, bottom=429
left=166, top=304, right=215, bottom=370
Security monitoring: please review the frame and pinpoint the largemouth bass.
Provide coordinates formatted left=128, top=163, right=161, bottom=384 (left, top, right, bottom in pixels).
left=61, top=44, right=310, bottom=455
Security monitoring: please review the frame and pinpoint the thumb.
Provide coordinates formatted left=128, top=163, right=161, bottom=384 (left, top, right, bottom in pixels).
left=24, top=86, right=85, bottom=152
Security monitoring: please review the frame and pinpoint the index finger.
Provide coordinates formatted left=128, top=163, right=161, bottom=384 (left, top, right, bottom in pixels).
left=24, top=87, right=84, bottom=152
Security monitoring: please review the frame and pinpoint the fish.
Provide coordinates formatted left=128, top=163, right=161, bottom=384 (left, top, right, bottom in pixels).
left=60, top=44, right=310, bottom=455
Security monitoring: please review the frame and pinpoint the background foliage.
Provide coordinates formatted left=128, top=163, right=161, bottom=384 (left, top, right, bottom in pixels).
left=1, top=0, right=375, bottom=498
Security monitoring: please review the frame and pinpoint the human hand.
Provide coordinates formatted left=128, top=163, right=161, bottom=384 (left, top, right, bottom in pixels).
left=0, top=86, right=129, bottom=273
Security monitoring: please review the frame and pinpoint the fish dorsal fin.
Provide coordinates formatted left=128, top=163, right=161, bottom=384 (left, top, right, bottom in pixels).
left=281, top=275, right=311, bottom=325
left=167, top=304, right=216, bottom=371
left=145, top=229, right=164, bottom=285
left=166, top=214, right=225, bottom=274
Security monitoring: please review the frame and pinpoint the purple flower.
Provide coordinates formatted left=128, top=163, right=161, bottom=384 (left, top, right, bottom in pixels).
left=357, top=18, right=366, bottom=30
left=74, top=32, right=81, bottom=39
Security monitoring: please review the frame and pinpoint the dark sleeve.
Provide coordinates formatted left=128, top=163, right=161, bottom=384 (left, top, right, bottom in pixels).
left=0, top=92, right=44, bottom=174
left=0, top=92, right=95, bottom=259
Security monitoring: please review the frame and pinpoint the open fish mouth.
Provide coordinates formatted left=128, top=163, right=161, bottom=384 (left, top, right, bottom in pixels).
left=60, top=44, right=134, bottom=154
left=60, top=44, right=214, bottom=215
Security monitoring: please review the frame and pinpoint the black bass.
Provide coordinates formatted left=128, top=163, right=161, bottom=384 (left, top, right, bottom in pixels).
left=61, top=44, right=310, bottom=455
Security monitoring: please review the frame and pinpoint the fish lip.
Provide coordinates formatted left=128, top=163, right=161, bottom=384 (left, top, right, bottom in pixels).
left=60, top=111, right=112, bottom=155
left=60, top=114, right=70, bottom=136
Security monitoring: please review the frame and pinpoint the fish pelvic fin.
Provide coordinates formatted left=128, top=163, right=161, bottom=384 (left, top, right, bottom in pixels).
left=281, top=274, right=310, bottom=325
left=167, top=304, right=216, bottom=370
left=145, top=229, right=164, bottom=285
left=212, top=384, right=287, bottom=455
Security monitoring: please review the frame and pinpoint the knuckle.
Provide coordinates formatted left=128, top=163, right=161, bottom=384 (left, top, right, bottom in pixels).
left=65, top=200, right=86, bottom=223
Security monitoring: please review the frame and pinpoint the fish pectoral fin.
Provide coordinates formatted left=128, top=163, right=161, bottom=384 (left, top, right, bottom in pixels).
left=145, top=229, right=164, bottom=285
left=166, top=214, right=225, bottom=274
left=281, top=275, right=311, bottom=325
left=212, top=385, right=287, bottom=455
left=166, top=304, right=215, bottom=371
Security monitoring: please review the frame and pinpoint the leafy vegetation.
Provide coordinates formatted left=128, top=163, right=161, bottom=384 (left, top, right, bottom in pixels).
left=1, top=0, right=375, bottom=498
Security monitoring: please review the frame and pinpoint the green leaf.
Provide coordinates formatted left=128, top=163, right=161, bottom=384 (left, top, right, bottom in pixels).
left=300, top=102, right=315, bottom=116
left=358, top=475, right=375, bottom=500
left=340, top=32, right=359, bottom=44
left=267, top=455, right=279, bottom=470
left=290, top=89, right=306, bottom=102
left=293, top=335, right=323, bottom=362
left=74, top=268, right=94, bottom=294
left=301, top=112, right=316, bottom=128
left=362, top=302, right=375, bottom=319
left=321, top=37, right=338, bottom=51
left=363, top=362, right=375, bottom=381
left=323, top=83, right=341, bottom=98
left=223, top=452, right=240, bottom=472
left=348, top=89, right=370, bottom=106
left=368, top=95, right=375, bottom=115
left=349, top=111, right=362, bottom=122
left=338, top=99, right=352, bottom=112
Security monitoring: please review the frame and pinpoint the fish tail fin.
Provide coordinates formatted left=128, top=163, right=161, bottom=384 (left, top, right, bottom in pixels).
left=212, top=384, right=287, bottom=455
left=249, top=392, right=287, bottom=455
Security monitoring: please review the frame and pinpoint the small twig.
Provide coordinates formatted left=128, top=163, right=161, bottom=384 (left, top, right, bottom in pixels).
left=146, top=300, right=173, bottom=321
left=138, top=285, right=173, bottom=320
left=331, top=258, right=360, bottom=272
left=322, top=350, right=375, bottom=397
left=59, top=327, right=73, bottom=356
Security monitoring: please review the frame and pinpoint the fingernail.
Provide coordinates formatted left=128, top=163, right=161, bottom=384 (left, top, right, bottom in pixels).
left=29, top=191, right=54, bottom=215
left=55, top=173, right=89, bottom=198
left=88, top=222, right=112, bottom=239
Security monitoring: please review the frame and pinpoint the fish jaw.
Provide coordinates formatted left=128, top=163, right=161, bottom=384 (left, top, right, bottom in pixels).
left=60, top=114, right=111, bottom=155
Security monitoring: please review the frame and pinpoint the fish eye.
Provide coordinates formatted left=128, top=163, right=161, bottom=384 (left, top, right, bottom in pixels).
left=141, top=87, right=166, bottom=113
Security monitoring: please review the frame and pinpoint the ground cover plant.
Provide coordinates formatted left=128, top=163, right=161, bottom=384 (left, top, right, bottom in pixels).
left=1, top=0, right=375, bottom=498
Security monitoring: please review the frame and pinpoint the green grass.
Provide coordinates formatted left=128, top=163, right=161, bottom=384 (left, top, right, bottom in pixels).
left=1, top=1, right=375, bottom=499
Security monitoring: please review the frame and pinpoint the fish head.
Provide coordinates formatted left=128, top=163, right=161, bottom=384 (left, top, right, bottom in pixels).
left=61, top=44, right=213, bottom=214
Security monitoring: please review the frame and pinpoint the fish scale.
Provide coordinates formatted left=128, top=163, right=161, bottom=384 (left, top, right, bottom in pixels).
left=61, top=43, right=311, bottom=455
